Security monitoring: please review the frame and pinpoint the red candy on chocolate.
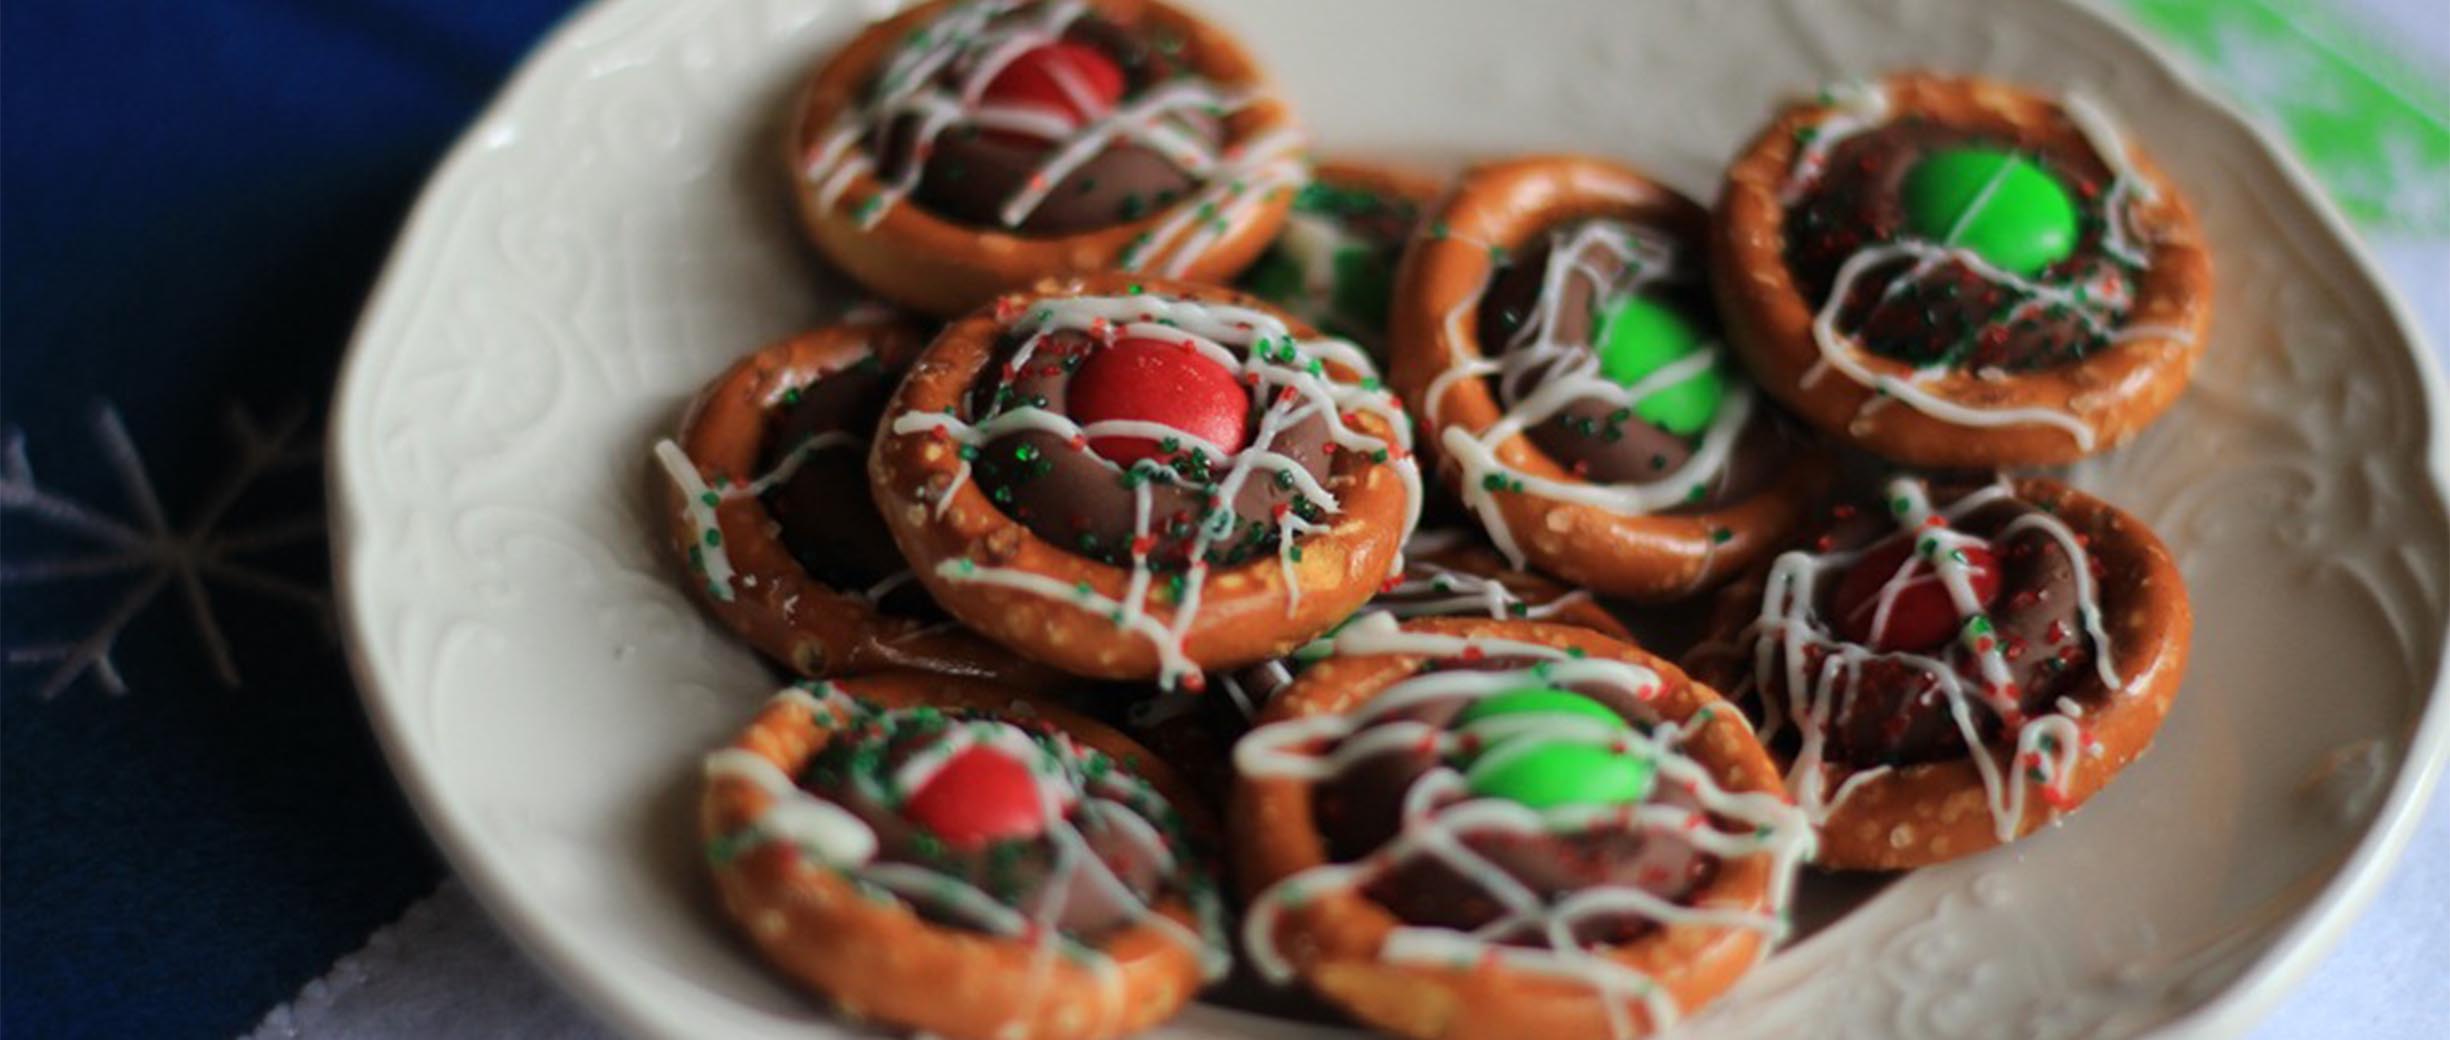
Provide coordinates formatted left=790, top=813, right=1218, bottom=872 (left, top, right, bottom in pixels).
left=1067, top=336, right=1252, bottom=467
left=902, top=744, right=1048, bottom=848
left=979, top=41, right=1126, bottom=127
left=1831, top=537, right=2001, bottom=652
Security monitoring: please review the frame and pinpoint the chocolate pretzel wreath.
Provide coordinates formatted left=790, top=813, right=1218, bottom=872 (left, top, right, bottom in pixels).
left=656, top=317, right=1056, bottom=686
left=701, top=672, right=1227, bottom=1040
left=1714, top=74, right=2212, bottom=467
left=789, top=0, right=1303, bottom=316
left=1685, top=475, right=2191, bottom=870
left=1232, top=615, right=1810, bottom=1039
left=1389, top=155, right=1831, bottom=602
left=1240, top=159, right=1445, bottom=358
left=870, top=273, right=1421, bottom=689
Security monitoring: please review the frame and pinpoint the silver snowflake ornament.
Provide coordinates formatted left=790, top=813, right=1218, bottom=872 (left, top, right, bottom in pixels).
left=2, top=402, right=330, bottom=698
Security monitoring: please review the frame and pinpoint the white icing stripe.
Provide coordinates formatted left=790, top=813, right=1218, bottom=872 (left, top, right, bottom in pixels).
left=703, top=749, right=878, bottom=866
left=968, top=104, right=1083, bottom=142
left=1234, top=622, right=1811, bottom=1037
left=1123, top=128, right=1310, bottom=276
left=1444, top=385, right=1757, bottom=567
left=2063, top=91, right=2160, bottom=265
left=1997, top=511, right=2124, bottom=691
left=741, top=431, right=861, bottom=497
left=864, top=862, right=1035, bottom=934
left=861, top=569, right=918, bottom=602
left=1422, top=355, right=1500, bottom=429
left=1119, top=478, right=1155, bottom=627
left=997, top=82, right=1265, bottom=227
left=654, top=438, right=739, bottom=603
left=938, top=557, right=1200, bottom=679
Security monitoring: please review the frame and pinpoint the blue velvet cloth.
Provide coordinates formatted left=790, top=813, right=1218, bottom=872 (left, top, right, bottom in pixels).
left=2, top=3, right=577, bottom=1036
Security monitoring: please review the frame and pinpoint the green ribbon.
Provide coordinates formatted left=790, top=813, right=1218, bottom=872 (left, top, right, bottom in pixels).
left=2122, top=0, right=2450, bottom=232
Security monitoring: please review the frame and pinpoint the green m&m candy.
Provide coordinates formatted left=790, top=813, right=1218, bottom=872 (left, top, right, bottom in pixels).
left=1594, top=296, right=1724, bottom=437
left=1453, top=686, right=1656, bottom=810
left=1901, top=147, right=2078, bottom=276
left=1455, top=686, right=1630, bottom=733
left=1466, top=744, right=1656, bottom=810
left=1241, top=245, right=1305, bottom=303
left=1241, top=215, right=1393, bottom=336
left=1328, top=245, right=1393, bottom=333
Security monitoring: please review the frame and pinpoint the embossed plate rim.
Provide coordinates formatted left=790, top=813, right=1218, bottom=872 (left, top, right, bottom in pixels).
left=2043, top=3, right=2450, bottom=1030
left=330, top=0, right=2450, bottom=1037
left=2048, top=12, right=2450, bottom=1040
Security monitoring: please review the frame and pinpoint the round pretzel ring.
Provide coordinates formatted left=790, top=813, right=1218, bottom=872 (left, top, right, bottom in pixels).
left=664, top=319, right=1059, bottom=687
left=1713, top=73, right=2212, bottom=467
left=1231, top=617, right=1792, bottom=1039
left=1388, top=155, right=1832, bottom=601
left=702, top=671, right=1216, bottom=1040
left=788, top=0, right=1300, bottom=317
left=870, top=273, right=1417, bottom=682
left=1689, top=477, right=2192, bottom=870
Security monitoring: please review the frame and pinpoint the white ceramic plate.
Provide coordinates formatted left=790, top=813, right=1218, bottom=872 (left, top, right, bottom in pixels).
left=332, top=0, right=2450, bottom=1036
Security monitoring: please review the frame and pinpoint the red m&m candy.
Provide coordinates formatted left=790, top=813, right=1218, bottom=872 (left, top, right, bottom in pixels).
left=901, top=744, right=1048, bottom=849
left=1831, top=537, right=2000, bottom=652
left=1067, top=337, right=1252, bottom=467
left=979, top=41, right=1126, bottom=128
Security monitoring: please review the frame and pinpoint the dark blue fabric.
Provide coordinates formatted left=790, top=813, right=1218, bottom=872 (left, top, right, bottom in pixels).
left=3, top=3, right=579, bottom=1037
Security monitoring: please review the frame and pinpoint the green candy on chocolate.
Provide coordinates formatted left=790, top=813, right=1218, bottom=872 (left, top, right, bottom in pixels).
left=1453, top=686, right=1655, bottom=809
left=1594, top=297, right=1724, bottom=437
left=1902, top=147, right=2079, bottom=276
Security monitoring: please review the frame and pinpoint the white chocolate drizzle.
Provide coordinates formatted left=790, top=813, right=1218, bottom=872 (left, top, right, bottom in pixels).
left=892, top=292, right=1420, bottom=691
left=1370, top=561, right=1593, bottom=626
left=1235, top=615, right=1811, bottom=1038
left=1778, top=83, right=2194, bottom=449
left=656, top=439, right=740, bottom=602
left=1705, top=476, right=2119, bottom=839
left=800, top=0, right=1305, bottom=275
left=704, top=683, right=1231, bottom=1033
left=740, top=430, right=861, bottom=496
